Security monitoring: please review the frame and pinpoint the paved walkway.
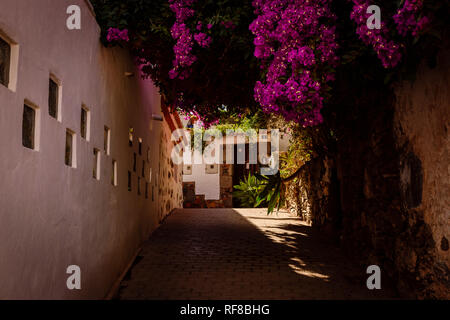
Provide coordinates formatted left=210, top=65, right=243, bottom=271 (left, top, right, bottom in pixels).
left=118, top=208, right=397, bottom=300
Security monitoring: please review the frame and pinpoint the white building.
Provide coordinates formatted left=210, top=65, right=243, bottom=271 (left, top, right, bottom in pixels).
left=181, top=119, right=291, bottom=207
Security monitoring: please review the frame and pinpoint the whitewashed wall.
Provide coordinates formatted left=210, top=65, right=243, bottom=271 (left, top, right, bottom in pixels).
left=0, top=0, right=172, bottom=299
left=183, top=162, right=220, bottom=200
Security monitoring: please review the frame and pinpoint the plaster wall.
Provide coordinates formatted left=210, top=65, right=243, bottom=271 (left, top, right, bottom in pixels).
left=0, top=0, right=170, bottom=299
left=183, top=161, right=220, bottom=200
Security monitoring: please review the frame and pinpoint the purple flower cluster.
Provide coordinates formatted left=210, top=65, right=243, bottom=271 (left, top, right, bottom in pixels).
left=169, top=0, right=197, bottom=80
left=106, top=28, right=129, bottom=42
left=168, top=1, right=213, bottom=79
left=179, top=110, right=219, bottom=128
left=194, top=32, right=212, bottom=48
left=393, top=0, right=429, bottom=36
left=250, top=0, right=339, bottom=127
left=194, top=22, right=212, bottom=48
left=221, top=21, right=236, bottom=29
left=350, top=1, right=402, bottom=68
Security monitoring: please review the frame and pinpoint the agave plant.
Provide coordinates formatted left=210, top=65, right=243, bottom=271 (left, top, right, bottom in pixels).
left=253, top=171, right=285, bottom=214
left=233, top=173, right=268, bottom=208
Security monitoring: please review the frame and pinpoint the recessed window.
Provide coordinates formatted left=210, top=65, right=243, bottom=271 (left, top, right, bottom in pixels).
left=81, top=105, right=90, bottom=140
left=104, top=126, right=111, bottom=155
left=128, top=171, right=132, bottom=191
left=112, top=160, right=118, bottom=186
left=93, top=148, right=100, bottom=180
left=129, top=127, right=134, bottom=147
left=48, top=76, right=61, bottom=121
left=0, top=31, right=19, bottom=91
left=133, top=152, right=137, bottom=172
left=0, top=36, right=11, bottom=88
left=205, top=164, right=218, bottom=174
left=22, top=103, right=39, bottom=150
left=142, top=160, right=146, bottom=178
left=137, top=177, right=141, bottom=196
left=183, top=165, right=192, bottom=175
left=138, top=138, right=143, bottom=155
left=65, top=129, right=76, bottom=167
left=145, top=182, right=149, bottom=199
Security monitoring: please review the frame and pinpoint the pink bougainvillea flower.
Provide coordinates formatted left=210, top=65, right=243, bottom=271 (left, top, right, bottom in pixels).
left=250, top=0, right=339, bottom=127
left=106, top=28, right=129, bottom=42
left=349, top=0, right=403, bottom=69
left=194, top=32, right=212, bottom=48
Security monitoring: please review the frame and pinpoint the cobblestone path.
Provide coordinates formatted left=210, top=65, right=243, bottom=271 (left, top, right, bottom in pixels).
left=118, top=208, right=397, bottom=300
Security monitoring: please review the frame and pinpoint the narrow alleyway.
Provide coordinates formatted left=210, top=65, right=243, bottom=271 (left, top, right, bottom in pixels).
left=118, top=208, right=398, bottom=300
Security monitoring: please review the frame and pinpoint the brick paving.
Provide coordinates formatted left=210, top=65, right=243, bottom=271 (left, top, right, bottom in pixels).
left=118, top=208, right=397, bottom=300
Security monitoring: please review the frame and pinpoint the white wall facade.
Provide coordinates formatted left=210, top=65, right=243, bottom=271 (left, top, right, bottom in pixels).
left=183, top=163, right=220, bottom=200
left=0, top=0, right=172, bottom=299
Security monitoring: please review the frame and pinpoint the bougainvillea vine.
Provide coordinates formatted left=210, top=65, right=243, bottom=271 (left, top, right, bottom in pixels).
left=168, top=0, right=197, bottom=80
left=106, top=28, right=129, bottom=42
left=393, top=0, right=430, bottom=37
left=349, top=1, right=402, bottom=69
left=250, top=0, right=339, bottom=127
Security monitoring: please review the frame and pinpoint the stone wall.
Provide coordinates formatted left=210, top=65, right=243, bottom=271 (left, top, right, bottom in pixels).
left=288, top=48, right=449, bottom=299
left=158, top=118, right=183, bottom=221
left=392, top=47, right=449, bottom=298
left=220, top=164, right=234, bottom=208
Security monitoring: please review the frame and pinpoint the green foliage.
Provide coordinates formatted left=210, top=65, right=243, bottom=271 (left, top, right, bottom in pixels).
left=233, top=173, right=268, bottom=208
left=214, top=109, right=269, bottom=133
left=254, top=172, right=285, bottom=214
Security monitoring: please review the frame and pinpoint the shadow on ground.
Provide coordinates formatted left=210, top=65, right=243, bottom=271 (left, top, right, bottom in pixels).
left=118, top=208, right=398, bottom=300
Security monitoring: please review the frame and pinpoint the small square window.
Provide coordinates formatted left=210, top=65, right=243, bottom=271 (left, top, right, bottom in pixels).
left=93, top=148, right=100, bottom=180
left=137, top=177, right=141, bottom=196
left=104, top=126, right=111, bottom=155
left=183, top=165, right=192, bottom=175
left=0, top=36, right=11, bottom=88
left=205, top=164, right=218, bottom=174
left=22, top=104, right=36, bottom=150
left=81, top=105, right=90, bottom=140
left=129, top=128, right=134, bottom=147
left=48, top=77, right=61, bottom=120
left=65, top=129, right=76, bottom=167
left=0, top=31, right=18, bottom=92
left=112, top=160, right=118, bottom=186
